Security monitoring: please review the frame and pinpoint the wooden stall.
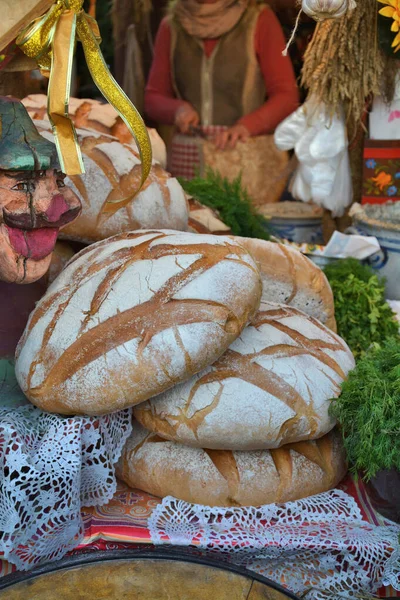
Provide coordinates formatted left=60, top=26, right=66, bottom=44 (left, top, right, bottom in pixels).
left=1, top=0, right=53, bottom=51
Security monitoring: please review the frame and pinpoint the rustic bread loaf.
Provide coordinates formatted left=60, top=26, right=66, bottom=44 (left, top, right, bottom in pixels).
left=134, top=302, right=354, bottom=450
left=22, top=94, right=167, bottom=167
left=15, top=230, right=262, bottom=415
left=33, top=120, right=189, bottom=243
left=118, top=422, right=347, bottom=506
left=187, top=197, right=231, bottom=235
left=23, top=95, right=114, bottom=132
left=46, top=241, right=76, bottom=286
left=235, top=238, right=336, bottom=331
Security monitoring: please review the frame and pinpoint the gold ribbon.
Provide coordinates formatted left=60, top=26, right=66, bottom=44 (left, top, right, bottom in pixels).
left=16, top=0, right=151, bottom=210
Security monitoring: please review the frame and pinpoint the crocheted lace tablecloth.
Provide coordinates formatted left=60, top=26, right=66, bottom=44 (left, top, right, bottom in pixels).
left=0, top=359, right=399, bottom=597
left=0, top=359, right=132, bottom=570
left=2, top=476, right=396, bottom=599
left=147, top=485, right=400, bottom=599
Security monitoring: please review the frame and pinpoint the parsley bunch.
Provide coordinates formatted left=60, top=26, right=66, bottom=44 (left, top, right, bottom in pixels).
left=179, top=169, right=270, bottom=240
left=323, top=259, right=399, bottom=358
left=330, top=338, right=400, bottom=480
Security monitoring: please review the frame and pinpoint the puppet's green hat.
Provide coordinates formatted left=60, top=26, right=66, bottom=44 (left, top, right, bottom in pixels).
left=0, top=96, right=60, bottom=171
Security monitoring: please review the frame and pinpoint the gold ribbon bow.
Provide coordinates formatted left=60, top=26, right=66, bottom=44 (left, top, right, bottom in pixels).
left=16, top=0, right=151, bottom=210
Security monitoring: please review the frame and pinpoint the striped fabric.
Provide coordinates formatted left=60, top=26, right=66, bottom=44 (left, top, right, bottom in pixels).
left=168, top=126, right=227, bottom=180
left=0, top=474, right=398, bottom=597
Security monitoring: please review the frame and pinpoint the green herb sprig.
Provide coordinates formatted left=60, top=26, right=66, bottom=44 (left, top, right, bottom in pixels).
left=330, top=338, right=400, bottom=480
left=179, top=168, right=270, bottom=240
left=323, top=258, right=399, bottom=358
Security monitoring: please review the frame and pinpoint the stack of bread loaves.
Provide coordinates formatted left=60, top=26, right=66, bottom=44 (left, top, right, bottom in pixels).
left=15, top=229, right=354, bottom=508
left=123, top=240, right=354, bottom=506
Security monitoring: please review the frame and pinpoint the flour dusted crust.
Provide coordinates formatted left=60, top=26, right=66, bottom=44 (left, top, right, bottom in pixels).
left=134, top=302, right=354, bottom=450
left=118, top=422, right=347, bottom=507
left=236, top=238, right=336, bottom=331
left=33, top=120, right=189, bottom=243
left=15, top=230, right=262, bottom=415
left=22, top=94, right=167, bottom=167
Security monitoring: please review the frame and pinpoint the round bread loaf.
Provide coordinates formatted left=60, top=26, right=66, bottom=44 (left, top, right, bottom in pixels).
left=15, top=230, right=262, bottom=415
left=33, top=120, right=188, bottom=244
left=235, top=238, right=336, bottom=331
left=117, top=422, right=347, bottom=507
left=46, top=241, right=76, bottom=286
left=134, top=302, right=354, bottom=450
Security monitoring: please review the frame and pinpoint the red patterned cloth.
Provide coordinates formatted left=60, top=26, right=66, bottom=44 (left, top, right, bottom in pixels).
left=362, top=141, right=400, bottom=205
left=74, top=475, right=400, bottom=598
left=168, top=126, right=227, bottom=180
left=0, top=474, right=398, bottom=597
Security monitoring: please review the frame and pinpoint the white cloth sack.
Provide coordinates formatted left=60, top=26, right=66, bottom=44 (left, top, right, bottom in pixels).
left=274, top=98, right=353, bottom=217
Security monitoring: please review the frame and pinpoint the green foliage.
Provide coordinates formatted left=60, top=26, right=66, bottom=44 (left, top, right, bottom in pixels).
left=330, top=338, right=400, bottom=480
left=324, top=257, right=377, bottom=284
left=323, top=258, right=399, bottom=358
left=179, top=169, right=270, bottom=240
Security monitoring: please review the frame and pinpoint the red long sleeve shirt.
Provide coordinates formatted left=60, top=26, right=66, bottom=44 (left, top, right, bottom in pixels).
left=145, top=8, right=299, bottom=136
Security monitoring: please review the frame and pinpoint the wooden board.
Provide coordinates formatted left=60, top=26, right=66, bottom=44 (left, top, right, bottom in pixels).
left=1, top=0, right=53, bottom=52
left=0, top=550, right=299, bottom=600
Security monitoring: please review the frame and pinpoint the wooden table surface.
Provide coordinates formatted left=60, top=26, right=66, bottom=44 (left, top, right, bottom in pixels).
left=0, top=549, right=300, bottom=600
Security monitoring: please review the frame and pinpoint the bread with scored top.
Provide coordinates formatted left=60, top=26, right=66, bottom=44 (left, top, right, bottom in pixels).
left=34, top=120, right=188, bottom=244
left=23, top=94, right=167, bottom=166
left=134, top=302, right=354, bottom=450
left=235, top=238, right=336, bottom=331
left=15, top=230, right=262, bottom=415
left=117, top=422, right=347, bottom=507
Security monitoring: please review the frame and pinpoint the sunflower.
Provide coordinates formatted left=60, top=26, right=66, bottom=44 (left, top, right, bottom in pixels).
left=378, top=0, right=400, bottom=52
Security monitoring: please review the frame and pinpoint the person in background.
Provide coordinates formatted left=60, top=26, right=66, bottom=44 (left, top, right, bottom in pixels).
left=145, top=0, right=299, bottom=178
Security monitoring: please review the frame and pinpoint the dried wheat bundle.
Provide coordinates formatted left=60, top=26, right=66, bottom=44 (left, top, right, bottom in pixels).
left=301, top=0, right=397, bottom=137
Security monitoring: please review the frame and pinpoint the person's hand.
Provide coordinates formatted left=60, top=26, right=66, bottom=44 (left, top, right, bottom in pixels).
left=214, top=124, right=250, bottom=150
left=174, top=103, right=200, bottom=134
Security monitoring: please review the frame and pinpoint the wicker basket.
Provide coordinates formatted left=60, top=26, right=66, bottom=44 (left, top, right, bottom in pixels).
left=202, top=135, right=289, bottom=207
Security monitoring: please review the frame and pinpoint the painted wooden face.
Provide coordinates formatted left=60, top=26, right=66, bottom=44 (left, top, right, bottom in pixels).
left=0, top=169, right=81, bottom=284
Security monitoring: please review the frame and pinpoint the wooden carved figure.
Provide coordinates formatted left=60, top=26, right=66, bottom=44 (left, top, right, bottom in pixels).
left=0, top=96, right=81, bottom=284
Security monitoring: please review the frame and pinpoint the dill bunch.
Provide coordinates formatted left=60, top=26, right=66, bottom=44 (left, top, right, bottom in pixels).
left=323, top=259, right=399, bottom=358
left=330, top=338, right=400, bottom=480
left=179, top=169, right=270, bottom=240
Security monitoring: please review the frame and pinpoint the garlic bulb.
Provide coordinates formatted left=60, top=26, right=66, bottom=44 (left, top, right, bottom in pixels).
left=302, top=0, right=357, bottom=21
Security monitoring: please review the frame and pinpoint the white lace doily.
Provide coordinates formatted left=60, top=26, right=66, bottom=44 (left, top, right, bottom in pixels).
left=0, top=403, right=132, bottom=570
left=148, top=489, right=400, bottom=599
left=383, top=545, right=400, bottom=591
